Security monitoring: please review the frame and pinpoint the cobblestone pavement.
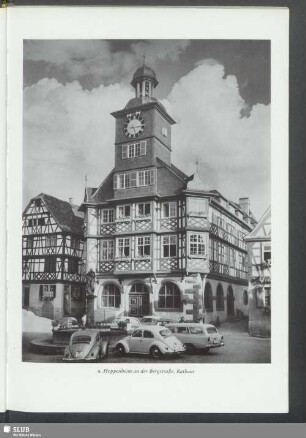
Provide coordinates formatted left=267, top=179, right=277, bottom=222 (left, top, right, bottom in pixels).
left=22, top=320, right=271, bottom=364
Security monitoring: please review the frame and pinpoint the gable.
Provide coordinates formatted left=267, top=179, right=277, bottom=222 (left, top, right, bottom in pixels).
left=245, top=206, right=271, bottom=241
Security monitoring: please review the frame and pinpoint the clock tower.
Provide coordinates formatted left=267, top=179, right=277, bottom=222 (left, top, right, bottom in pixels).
left=111, top=63, right=176, bottom=181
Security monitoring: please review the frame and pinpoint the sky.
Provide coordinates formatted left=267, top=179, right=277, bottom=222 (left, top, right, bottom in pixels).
left=23, top=39, right=270, bottom=219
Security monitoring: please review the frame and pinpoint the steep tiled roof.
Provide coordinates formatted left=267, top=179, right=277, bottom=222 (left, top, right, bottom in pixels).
left=27, top=193, right=84, bottom=235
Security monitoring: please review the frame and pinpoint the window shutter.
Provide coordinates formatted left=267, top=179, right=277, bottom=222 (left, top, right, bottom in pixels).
left=140, top=141, right=146, bottom=156
left=113, top=175, right=117, bottom=190
left=122, top=145, right=128, bottom=159
left=39, top=285, right=43, bottom=301
left=149, top=169, right=154, bottom=184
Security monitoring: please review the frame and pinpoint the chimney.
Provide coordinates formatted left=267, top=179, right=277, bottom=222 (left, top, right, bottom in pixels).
left=239, top=197, right=250, bottom=217
left=69, top=197, right=74, bottom=205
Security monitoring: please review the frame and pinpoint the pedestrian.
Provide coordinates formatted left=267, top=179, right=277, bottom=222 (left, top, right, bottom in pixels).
left=179, top=316, right=185, bottom=323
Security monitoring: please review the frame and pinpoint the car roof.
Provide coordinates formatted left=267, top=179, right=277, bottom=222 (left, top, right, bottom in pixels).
left=166, top=322, right=216, bottom=328
left=136, top=325, right=172, bottom=332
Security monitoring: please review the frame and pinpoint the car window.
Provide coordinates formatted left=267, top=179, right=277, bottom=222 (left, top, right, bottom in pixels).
left=72, top=335, right=91, bottom=344
left=125, top=319, right=130, bottom=323
left=143, top=330, right=154, bottom=338
left=167, top=327, right=176, bottom=333
left=177, top=327, right=189, bottom=334
left=206, top=327, right=218, bottom=334
left=189, top=327, right=203, bottom=334
left=132, top=329, right=142, bottom=338
left=159, top=329, right=172, bottom=338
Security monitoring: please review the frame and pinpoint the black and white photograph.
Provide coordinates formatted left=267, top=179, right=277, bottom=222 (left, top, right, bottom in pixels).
left=21, top=39, right=272, bottom=365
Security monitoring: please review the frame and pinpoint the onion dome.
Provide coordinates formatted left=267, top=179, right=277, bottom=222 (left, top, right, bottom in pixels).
left=131, top=65, right=158, bottom=88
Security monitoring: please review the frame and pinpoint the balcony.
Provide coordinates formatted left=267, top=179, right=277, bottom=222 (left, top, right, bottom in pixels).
left=209, top=260, right=247, bottom=280
left=210, top=224, right=246, bottom=250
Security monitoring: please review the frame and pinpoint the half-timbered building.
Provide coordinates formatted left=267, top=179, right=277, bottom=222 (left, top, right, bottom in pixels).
left=22, top=193, right=86, bottom=320
left=80, top=64, right=257, bottom=324
left=245, top=206, right=271, bottom=337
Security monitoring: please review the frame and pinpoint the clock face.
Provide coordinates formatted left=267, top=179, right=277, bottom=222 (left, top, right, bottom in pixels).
left=123, top=114, right=145, bottom=139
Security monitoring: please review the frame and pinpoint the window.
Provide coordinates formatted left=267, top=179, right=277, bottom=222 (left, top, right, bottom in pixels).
left=137, top=236, right=150, bottom=257
left=118, top=205, right=131, bottom=219
left=122, top=141, right=146, bottom=159
left=44, top=257, right=56, bottom=272
left=101, top=283, right=121, bottom=308
left=190, top=234, right=205, bottom=257
left=137, top=203, right=151, bottom=217
left=189, top=326, right=204, bottom=334
left=114, top=169, right=154, bottom=189
left=216, top=284, right=224, bottom=311
left=71, top=237, right=80, bottom=250
left=132, top=329, right=142, bottom=338
left=34, top=199, right=41, bottom=207
left=102, top=209, right=114, bottom=223
left=162, top=202, right=177, bottom=218
left=68, top=258, right=78, bottom=274
left=26, top=237, right=34, bottom=249
left=101, top=240, right=114, bottom=260
left=39, top=284, right=56, bottom=300
left=177, top=326, right=189, bottom=334
left=188, top=198, right=206, bottom=216
left=28, top=218, right=37, bottom=227
left=162, top=235, right=177, bottom=258
left=263, top=244, right=271, bottom=262
left=143, top=330, right=154, bottom=339
left=38, top=217, right=45, bottom=226
left=204, top=283, right=213, bottom=312
left=117, top=238, right=130, bottom=258
left=46, top=235, right=57, bottom=247
left=243, top=290, right=248, bottom=305
left=138, top=169, right=154, bottom=186
left=158, top=282, right=181, bottom=309
left=162, top=126, right=168, bottom=137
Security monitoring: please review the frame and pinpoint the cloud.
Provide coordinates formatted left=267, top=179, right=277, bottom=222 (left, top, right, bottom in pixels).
left=163, top=61, right=270, bottom=217
left=24, top=40, right=190, bottom=87
left=23, top=60, right=270, bottom=219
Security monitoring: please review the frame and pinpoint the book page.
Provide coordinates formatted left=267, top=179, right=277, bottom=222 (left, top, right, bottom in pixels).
left=6, top=6, right=288, bottom=413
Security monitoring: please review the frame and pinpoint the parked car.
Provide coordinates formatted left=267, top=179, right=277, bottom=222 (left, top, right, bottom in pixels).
left=63, top=329, right=109, bottom=362
left=114, top=326, right=185, bottom=359
left=52, top=317, right=79, bottom=331
left=166, top=323, right=224, bottom=353
left=140, top=316, right=177, bottom=326
left=110, top=317, right=141, bottom=334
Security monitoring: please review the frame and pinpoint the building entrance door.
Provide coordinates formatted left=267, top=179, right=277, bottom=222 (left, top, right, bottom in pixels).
left=227, top=286, right=235, bottom=318
left=42, top=301, right=54, bottom=320
left=129, top=283, right=150, bottom=317
left=23, top=285, right=30, bottom=309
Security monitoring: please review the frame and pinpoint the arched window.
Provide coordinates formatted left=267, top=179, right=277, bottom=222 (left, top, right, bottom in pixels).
left=204, top=283, right=213, bottom=312
left=243, top=290, right=248, bottom=305
left=216, top=284, right=224, bottom=311
left=102, top=283, right=121, bottom=308
left=158, top=282, right=181, bottom=309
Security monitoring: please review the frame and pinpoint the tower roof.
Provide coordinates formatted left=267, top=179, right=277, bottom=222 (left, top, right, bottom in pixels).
left=131, top=64, right=158, bottom=88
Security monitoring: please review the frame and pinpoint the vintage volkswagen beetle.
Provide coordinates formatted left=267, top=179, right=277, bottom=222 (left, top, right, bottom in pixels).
left=63, top=329, right=109, bottom=362
left=114, top=326, right=185, bottom=359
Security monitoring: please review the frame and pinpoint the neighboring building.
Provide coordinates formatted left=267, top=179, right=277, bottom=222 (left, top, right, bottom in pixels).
left=22, top=193, right=86, bottom=320
left=80, top=64, right=257, bottom=324
left=245, top=206, right=271, bottom=337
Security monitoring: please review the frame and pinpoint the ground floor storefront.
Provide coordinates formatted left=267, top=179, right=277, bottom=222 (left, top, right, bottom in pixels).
left=90, top=273, right=249, bottom=324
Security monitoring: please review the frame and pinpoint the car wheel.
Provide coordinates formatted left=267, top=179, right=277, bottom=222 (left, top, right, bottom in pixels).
left=183, top=343, right=195, bottom=354
left=116, top=344, right=126, bottom=357
left=150, top=346, right=162, bottom=359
